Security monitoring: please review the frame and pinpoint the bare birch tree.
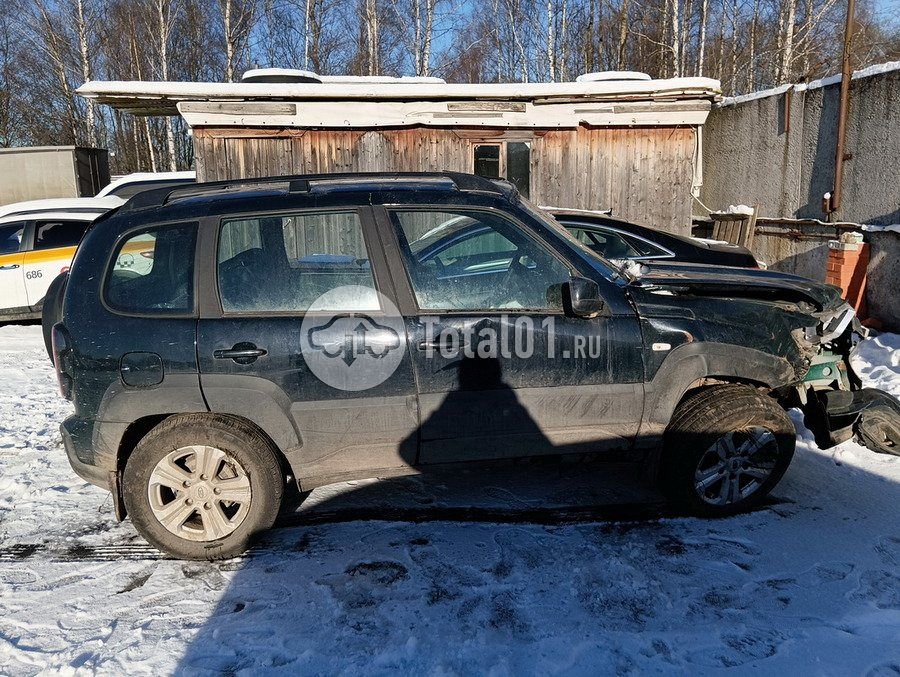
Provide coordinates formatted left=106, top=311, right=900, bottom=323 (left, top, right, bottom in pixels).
left=697, top=0, right=708, bottom=75
left=149, top=0, right=178, bottom=170
left=219, top=0, right=256, bottom=81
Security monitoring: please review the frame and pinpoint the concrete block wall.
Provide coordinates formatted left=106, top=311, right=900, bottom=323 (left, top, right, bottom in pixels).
left=701, top=64, right=899, bottom=329
left=866, top=231, right=900, bottom=332
left=702, top=65, right=900, bottom=226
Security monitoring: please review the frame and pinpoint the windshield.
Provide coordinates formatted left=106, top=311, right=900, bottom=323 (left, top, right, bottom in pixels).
left=517, top=197, right=633, bottom=282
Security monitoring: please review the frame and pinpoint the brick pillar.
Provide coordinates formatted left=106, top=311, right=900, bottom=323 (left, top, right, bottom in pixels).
left=825, top=240, right=869, bottom=318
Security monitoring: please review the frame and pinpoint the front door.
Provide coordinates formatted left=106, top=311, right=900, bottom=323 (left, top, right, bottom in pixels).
left=381, top=206, right=645, bottom=464
left=197, top=207, right=420, bottom=485
left=0, top=222, right=27, bottom=314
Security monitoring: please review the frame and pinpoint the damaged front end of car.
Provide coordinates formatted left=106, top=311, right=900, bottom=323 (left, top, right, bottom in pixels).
left=789, top=303, right=900, bottom=455
left=624, top=259, right=900, bottom=456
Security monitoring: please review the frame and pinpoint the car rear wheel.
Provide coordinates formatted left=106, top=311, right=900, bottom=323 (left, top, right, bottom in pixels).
left=660, top=384, right=796, bottom=514
left=123, top=414, right=283, bottom=560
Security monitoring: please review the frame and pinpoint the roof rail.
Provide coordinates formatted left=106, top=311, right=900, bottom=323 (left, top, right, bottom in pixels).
left=120, top=172, right=508, bottom=212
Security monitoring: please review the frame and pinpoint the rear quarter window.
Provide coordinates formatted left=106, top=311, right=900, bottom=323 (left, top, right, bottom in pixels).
left=104, top=222, right=197, bottom=314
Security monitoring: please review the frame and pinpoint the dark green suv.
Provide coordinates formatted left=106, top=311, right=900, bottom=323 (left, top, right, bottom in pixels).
left=51, top=173, right=900, bottom=559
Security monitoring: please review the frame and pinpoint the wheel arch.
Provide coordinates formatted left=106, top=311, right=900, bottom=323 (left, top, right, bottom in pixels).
left=639, top=342, right=797, bottom=444
left=114, top=411, right=292, bottom=521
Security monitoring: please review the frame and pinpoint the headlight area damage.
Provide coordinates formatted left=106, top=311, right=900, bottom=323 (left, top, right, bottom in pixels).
left=786, top=303, right=900, bottom=456
left=627, top=260, right=900, bottom=456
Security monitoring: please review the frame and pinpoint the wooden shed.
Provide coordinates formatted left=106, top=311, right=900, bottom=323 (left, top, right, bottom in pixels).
left=78, top=71, right=720, bottom=234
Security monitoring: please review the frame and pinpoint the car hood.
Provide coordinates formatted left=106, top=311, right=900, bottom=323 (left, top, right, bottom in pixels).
left=626, top=260, right=844, bottom=310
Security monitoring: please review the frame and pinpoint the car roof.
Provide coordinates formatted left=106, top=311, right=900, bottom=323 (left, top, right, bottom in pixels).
left=0, top=209, right=116, bottom=225
left=95, top=171, right=196, bottom=197
left=110, top=172, right=515, bottom=223
left=549, top=208, right=706, bottom=248
left=0, top=196, right=123, bottom=219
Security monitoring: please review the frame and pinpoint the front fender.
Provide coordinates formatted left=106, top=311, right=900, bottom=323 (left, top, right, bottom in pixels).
left=638, top=341, right=797, bottom=446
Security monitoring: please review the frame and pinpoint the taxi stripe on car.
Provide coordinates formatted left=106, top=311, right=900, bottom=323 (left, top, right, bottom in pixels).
left=23, top=246, right=77, bottom=265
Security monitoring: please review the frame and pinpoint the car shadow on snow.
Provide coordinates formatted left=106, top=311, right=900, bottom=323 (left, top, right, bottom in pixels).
left=172, top=357, right=900, bottom=674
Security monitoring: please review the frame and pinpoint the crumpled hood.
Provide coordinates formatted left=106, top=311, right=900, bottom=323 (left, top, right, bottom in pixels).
left=627, top=261, right=844, bottom=310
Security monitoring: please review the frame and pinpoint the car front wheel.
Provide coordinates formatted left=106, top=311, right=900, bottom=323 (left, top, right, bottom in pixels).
left=660, top=384, right=796, bottom=514
left=123, top=414, right=284, bottom=559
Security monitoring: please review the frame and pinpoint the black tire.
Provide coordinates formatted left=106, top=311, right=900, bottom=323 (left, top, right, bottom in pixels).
left=123, top=414, right=284, bottom=560
left=854, top=406, right=900, bottom=456
left=42, top=272, right=68, bottom=359
left=660, top=384, right=796, bottom=514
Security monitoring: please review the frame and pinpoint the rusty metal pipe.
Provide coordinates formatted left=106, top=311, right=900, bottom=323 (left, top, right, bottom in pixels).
left=828, top=0, right=855, bottom=214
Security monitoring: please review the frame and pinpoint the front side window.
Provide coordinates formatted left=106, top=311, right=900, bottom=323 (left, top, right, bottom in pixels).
left=217, top=210, right=378, bottom=313
left=34, top=220, right=91, bottom=250
left=105, top=223, right=196, bottom=314
left=0, top=223, right=24, bottom=254
left=392, top=209, right=569, bottom=312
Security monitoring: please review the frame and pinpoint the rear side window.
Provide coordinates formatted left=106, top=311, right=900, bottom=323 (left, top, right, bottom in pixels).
left=0, top=223, right=24, bottom=254
left=34, top=220, right=91, bottom=250
left=217, top=210, right=378, bottom=313
left=105, top=223, right=196, bottom=314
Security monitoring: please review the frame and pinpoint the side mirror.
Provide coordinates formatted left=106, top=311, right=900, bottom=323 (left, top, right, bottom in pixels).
left=564, top=276, right=606, bottom=318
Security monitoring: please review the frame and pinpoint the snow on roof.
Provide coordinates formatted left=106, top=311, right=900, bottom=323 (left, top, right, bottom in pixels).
left=77, top=75, right=721, bottom=117
left=719, top=60, right=900, bottom=107
left=575, top=71, right=651, bottom=82
left=241, top=69, right=448, bottom=85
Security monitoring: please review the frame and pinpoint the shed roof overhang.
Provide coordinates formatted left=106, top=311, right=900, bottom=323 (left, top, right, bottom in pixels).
left=77, top=77, right=721, bottom=129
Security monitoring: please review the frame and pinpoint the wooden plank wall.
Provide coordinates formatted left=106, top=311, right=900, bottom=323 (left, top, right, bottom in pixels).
left=193, top=126, right=697, bottom=234
left=532, top=127, right=696, bottom=233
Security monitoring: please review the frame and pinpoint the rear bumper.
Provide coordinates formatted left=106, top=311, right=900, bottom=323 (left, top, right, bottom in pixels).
left=61, top=415, right=129, bottom=520
left=60, top=415, right=121, bottom=490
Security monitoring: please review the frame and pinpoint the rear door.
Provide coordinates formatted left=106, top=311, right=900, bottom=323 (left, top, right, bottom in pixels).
left=24, top=219, right=91, bottom=307
left=0, top=222, right=27, bottom=313
left=197, top=207, right=420, bottom=485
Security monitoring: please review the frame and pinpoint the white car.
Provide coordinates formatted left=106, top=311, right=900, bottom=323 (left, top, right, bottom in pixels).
left=0, top=172, right=195, bottom=321
left=0, top=210, right=104, bottom=321
left=95, top=171, right=195, bottom=199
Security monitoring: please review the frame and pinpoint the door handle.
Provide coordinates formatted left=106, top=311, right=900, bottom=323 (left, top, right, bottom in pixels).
left=0, top=264, right=20, bottom=270
left=214, top=343, right=267, bottom=364
left=418, top=336, right=470, bottom=352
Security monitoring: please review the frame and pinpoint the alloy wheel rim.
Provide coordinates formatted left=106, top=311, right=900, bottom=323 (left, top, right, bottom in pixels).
left=147, top=445, right=252, bottom=542
left=693, top=427, right=779, bottom=506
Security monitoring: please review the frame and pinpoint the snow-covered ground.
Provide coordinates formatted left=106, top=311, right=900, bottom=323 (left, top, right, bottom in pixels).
left=0, top=323, right=898, bottom=675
